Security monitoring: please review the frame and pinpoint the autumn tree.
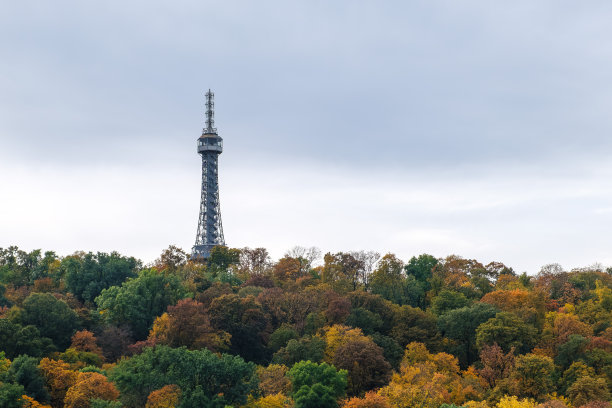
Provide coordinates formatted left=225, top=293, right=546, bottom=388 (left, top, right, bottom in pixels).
left=64, top=372, right=119, bottom=408
left=480, top=289, right=546, bottom=328
left=273, top=257, right=306, bottom=283
left=145, top=384, right=181, bottom=408
left=21, top=395, right=52, bottom=408
left=257, top=364, right=291, bottom=396
left=154, top=246, right=188, bottom=272
left=332, top=335, right=392, bottom=395
left=510, top=354, right=556, bottom=400
left=238, top=247, right=272, bottom=277
left=96, top=326, right=132, bottom=363
left=341, top=392, right=391, bottom=408
left=38, top=358, right=78, bottom=407
left=70, top=330, right=103, bottom=357
left=390, top=305, right=439, bottom=349
left=478, top=343, right=516, bottom=388
left=322, top=252, right=365, bottom=293
left=380, top=342, right=481, bottom=408
left=149, top=298, right=230, bottom=352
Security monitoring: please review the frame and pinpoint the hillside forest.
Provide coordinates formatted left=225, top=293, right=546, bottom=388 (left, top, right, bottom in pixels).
left=1, top=245, right=612, bottom=408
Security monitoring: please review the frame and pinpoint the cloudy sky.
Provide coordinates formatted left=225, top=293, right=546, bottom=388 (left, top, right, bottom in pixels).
left=1, top=1, right=612, bottom=273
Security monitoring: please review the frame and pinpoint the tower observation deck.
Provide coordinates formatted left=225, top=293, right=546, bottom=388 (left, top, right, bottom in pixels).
left=191, top=90, right=225, bottom=260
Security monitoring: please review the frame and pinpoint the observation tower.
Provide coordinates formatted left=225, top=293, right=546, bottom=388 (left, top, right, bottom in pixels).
left=191, top=90, right=225, bottom=260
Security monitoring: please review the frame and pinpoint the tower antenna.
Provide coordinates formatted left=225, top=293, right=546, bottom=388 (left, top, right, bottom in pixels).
left=203, top=89, right=217, bottom=134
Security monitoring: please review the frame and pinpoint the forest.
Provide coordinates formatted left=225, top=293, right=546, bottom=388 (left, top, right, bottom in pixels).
left=0, top=245, right=611, bottom=408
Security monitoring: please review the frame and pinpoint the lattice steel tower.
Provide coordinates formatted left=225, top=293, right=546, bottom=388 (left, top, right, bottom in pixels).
left=191, top=89, right=225, bottom=260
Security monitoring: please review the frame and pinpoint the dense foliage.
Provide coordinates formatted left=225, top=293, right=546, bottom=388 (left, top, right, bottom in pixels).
left=1, top=245, right=612, bottom=408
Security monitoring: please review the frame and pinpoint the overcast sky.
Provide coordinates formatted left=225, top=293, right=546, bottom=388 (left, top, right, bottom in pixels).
left=1, top=1, right=612, bottom=273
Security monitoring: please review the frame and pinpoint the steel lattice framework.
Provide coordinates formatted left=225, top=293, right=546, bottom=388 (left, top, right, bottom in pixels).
left=191, top=90, right=225, bottom=260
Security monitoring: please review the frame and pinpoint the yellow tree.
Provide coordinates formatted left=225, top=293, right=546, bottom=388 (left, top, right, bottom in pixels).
left=145, top=384, right=182, bottom=408
left=38, top=358, right=78, bottom=407
left=379, top=343, right=482, bottom=408
left=342, top=391, right=391, bottom=408
left=21, top=395, right=52, bottom=408
left=257, top=364, right=291, bottom=396
left=64, top=372, right=119, bottom=408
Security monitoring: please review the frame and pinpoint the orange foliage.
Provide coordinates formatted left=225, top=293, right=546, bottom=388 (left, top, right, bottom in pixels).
left=64, top=372, right=119, bottom=408
left=342, top=391, right=391, bottom=408
left=273, top=257, right=304, bottom=282
left=38, top=358, right=78, bottom=407
left=481, top=289, right=546, bottom=326
left=145, top=384, right=182, bottom=408
left=70, top=330, right=104, bottom=357
left=33, top=277, right=57, bottom=293
left=22, top=395, right=52, bottom=408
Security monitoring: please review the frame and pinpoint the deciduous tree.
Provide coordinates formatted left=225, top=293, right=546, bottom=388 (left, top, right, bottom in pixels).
left=64, top=372, right=119, bottom=408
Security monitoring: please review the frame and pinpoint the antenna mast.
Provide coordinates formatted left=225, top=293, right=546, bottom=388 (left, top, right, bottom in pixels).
left=203, top=89, right=217, bottom=134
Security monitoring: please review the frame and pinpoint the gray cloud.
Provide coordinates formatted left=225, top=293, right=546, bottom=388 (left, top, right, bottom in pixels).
left=1, top=1, right=611, bottom=271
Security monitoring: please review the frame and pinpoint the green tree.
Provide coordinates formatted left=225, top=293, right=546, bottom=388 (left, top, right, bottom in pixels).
left=555, top=334, right=589, bottom=370
left=0, top=382, right=25, bottom=408
left=208, top=294, right=270, bottom=363
left=476, top=312, right=538, bottom=354
left=438, top=303, right=499, bottom=367
left=20, top=292, right=79, bottom=349
left=430, top=290, right=470, bottom=316
left=7, top=355, right=49, bottom=403
left=268, top=325, right=299, bottom=353
left=63, top=251, right=139, bottom=303
left=95, top=269, right=186, bottom=340
left=369, top=333, right=403, bottom=370
left=287, top=361, right=347, bottom=408
left=110, top=345, right=256, bottom=408
left=0, top=319, right=55, bottom=359
left=404, top=254, right=438, bottom=286
left=345, top=307, right=383, bottom=335
left=273, top=336, right=326, bottom=366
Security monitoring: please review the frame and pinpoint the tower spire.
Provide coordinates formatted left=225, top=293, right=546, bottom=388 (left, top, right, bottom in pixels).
left=203, top=89, right=217, bottom=135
